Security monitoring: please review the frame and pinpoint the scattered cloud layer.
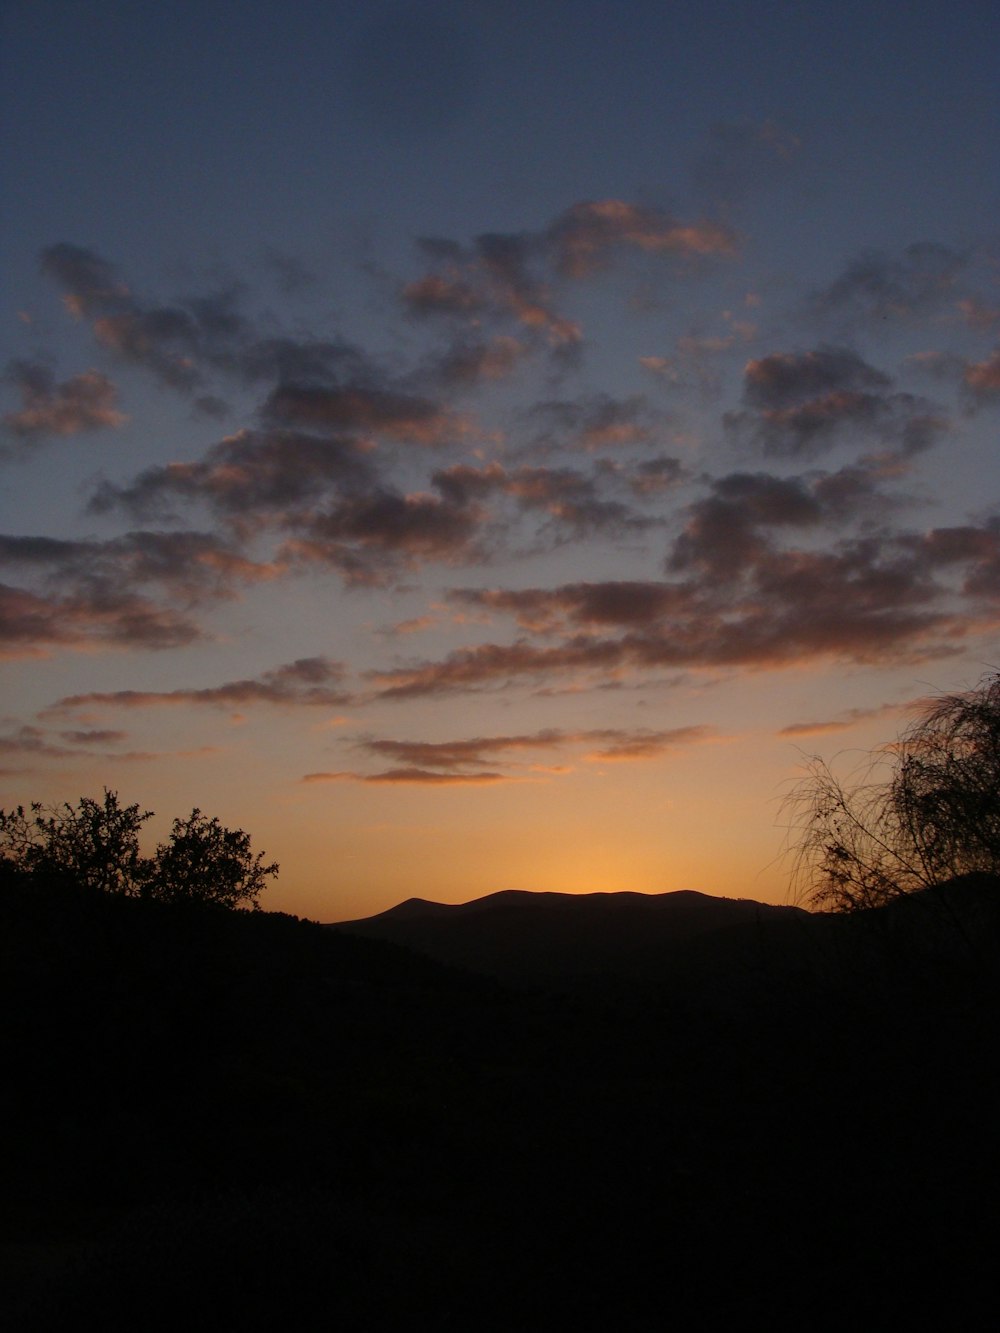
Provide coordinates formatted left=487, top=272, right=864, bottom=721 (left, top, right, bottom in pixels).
left=5, top=200, right=999, bottom=767
left=403, top=199, right=737, bottom=353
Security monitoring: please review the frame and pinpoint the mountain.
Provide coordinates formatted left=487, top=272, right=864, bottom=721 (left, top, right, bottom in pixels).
left=333, top=887, right=813, bottom=991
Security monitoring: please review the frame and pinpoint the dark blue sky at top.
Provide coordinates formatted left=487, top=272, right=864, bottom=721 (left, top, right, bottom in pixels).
left=3, top=0, right=997, bottom=297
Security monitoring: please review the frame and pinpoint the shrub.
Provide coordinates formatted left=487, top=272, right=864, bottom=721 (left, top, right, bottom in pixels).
left=787, top=671, right=1000, bottom=910
left=0, top=790, right=151, bottom=895
left=144, top=808, right=278, bottom=910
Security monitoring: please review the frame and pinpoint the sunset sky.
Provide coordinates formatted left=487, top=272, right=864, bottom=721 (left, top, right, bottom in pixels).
left=1, top=0, right=998, bottom=920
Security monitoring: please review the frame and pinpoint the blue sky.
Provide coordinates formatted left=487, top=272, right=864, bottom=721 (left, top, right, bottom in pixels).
left=1, top=0, right=998, bottom=918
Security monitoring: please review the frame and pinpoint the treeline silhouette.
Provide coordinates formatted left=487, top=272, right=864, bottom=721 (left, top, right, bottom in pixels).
left=0, top=791, right=277, bottom=909
left=3, top=857, right=998, bottom=1328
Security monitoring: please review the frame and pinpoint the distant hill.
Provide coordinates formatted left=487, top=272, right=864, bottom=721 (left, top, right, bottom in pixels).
left=333, top=888, right=814, bottom=992
left=333, top=878, right=1000, bottom=999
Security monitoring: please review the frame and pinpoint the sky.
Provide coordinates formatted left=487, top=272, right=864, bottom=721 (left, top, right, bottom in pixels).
left=1, top=0, right=998, bottom=921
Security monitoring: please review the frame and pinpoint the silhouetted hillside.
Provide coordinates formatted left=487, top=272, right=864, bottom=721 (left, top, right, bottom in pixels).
left=334, top=887, right=812, bottom=991
left=335, top=880, right=1000, bottom=1004
left=3, top=866, right=998, bottom=1328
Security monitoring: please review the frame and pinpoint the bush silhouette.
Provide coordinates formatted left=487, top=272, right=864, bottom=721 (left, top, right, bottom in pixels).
left=787, top=671, right=1000, bottom=910
left=0, top=790, right=151, bottom=895
left=0, top=790, right=277, bottom=909
left=143, top=808, right=278, bottom=909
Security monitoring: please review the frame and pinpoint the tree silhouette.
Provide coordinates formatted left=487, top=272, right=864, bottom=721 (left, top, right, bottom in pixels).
left=0, top=789, right=151, bottom=895
left=145, top=808, right=278, bottom=909
left=787, top=671, right=1000, bottom=910
left=0, top=790, right=277, bottom=909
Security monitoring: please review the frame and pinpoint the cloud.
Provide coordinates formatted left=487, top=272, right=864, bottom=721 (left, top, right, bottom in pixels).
left=728, top=392, right=944, bottom=459
left=450, top=581, right=691, bottom=634
left=91, top=309, right=205, bottom=391
left=283, top=487, right=486, bottom=584
left=47, top=657, right=350, bottom=714
left=59, top=728, right=129, bottom=745
left=261, top=382, right=468, bottom=446
left=668, top=472, right=825, bottom=577
left=521, top=393, right=659, bottom=454
left=726, top=347, right=946, bottom=457
left=742, top=347, right=889, bottom=409
left=310, top=722, right=713, bottom=785
left=0, top=526, right=288, bottom=658
left=404, top=228, right=580, bottom=347
left=39, top=244, right=257, bottom=392
left=246, top=447, right=664, bottom=584
left=0, top=529, right=278, bottom=605
left=368, top=590, right=944, bottom=700
left=581, top=725, right=713, bottom=760
left=90, top=429, right=377, bottom=522
left=375, top=508, right=1000, bottom=698
left=811, top=242, right=968, bottom=324
left=777, top=701, right=909, bottom=738
left=640, top=319, right=758, bottom=397
left=901, top=520, right=1000, bottom=598
left=39, top=243, right=377, bottom=400
left=906, top=345, right=1000, bottom=413
left=619, top=455, right=688, bottom=497
left=403, top=272, right=485, bottom=318
left=358, top=732, right=561, bottom=770
left=0, top=722, right=135, bottom=767
left=666, top=467, right=903, bottom=579
left=303, top=767, right=507, bottom=786
left=234, top=336, right=371, bottom=386
left=424, top=335, right=527, bottom=388
left=434, top=460, right=654, bottom=539
left=545, top=199, right=737, bottom=278
left=501, top=466, right=650, bottom=535
left=956, top=298, right=1000, bottom=332
left=963, top=348, right=1000, bottom=404
left=0, top=580, right=202, bottom=658
left=402, top=199, right=736, bottom=349
left=368, top=636, right=631, bottom=699
left=39, top=243, right=129, bottom=318
left=0, top=723, right=80, bottom=760
left=0, top=720, right=218, bottom=771
left=90, top=425, right=496, bottom=589
left=2, top=360, right=125, bottom=445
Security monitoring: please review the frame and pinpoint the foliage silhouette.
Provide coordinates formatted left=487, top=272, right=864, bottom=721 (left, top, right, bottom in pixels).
left=0, top=789, right=151, bottom=895
left=144, top=808, right=278, bottom=909
left=0, top=789, right=277, bottom=909
left=787, top=671, right=1000, bottom=910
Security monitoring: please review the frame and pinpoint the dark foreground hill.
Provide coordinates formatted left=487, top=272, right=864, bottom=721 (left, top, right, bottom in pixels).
left=3, top=868, right=998, bottom=1328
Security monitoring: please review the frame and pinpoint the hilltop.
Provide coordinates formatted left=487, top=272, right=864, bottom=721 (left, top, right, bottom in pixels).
left=334, top=886, right=813, bottom=993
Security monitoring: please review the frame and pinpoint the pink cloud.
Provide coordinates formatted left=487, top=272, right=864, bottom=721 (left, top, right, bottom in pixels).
left=3, top=363, right=125, bottom=442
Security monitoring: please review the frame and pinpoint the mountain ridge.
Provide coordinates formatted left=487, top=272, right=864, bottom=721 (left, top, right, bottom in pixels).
left=332, top=886, right=811, bottom=990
